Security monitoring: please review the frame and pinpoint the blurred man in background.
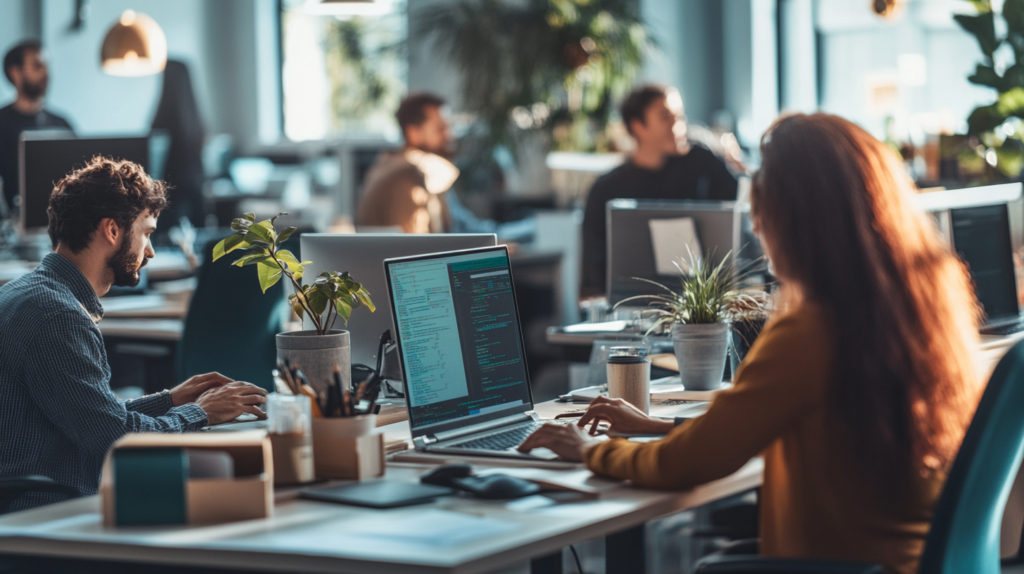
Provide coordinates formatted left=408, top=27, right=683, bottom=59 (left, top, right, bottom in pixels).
left=357, top=93, right=532, bottom=240
left=579, top=85, right=738, bottom=298
left=0, top=40, right=74, bottom=213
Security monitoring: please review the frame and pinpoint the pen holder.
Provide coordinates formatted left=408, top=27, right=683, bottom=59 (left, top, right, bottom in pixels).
left=311, top=415, right=383, bottom=480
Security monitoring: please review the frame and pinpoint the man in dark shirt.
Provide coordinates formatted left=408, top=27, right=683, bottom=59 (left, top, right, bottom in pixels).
left=0, top=157, right=267, bottom=512
left=0, top=39, right=73, bottom=211
left=580, top=85, right=738, bottom=298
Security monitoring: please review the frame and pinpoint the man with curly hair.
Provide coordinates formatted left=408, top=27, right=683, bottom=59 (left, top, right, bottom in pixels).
left=0, top=157, right=267, bottom=513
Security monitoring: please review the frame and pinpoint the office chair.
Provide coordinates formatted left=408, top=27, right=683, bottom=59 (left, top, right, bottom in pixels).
left=176, top=237, right=289, bottom=392
left=0, top=476, right=78, bottom=515
left=694, top=339, right=1024, bottom=574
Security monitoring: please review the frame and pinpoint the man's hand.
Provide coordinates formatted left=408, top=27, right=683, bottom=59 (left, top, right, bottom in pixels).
left=517, top=423, right=598, bottom=462
left=170, top=372, right=234, bottom=407
left=195, top=382, right=268, bottom=425
left=577, top=396, right=675, bottom=436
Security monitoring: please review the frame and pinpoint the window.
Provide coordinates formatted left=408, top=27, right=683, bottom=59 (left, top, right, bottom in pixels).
left=280, top=0, right=407, bottom=141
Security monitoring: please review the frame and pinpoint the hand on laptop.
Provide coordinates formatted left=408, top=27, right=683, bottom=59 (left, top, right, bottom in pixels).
left=576, top=396, right=675, bottom=436
left=517, top=423, right=597, bottom=462
left=170, top=372, right=235, bottom=406
left=196, top=381, right=268, bottom=425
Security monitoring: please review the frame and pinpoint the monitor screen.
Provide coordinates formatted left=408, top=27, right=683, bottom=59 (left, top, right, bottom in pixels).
left=385, top=247, right=533, bottom=436
left=20, top=133, right=151, bottom=232
left=951, top=204, right=1020, bottom=323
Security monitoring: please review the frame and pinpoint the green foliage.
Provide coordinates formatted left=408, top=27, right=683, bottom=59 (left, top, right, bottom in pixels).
left=416, top=0, right=650, bottom=154
left=614, top=251, right=744, bottom=334
left=956, top=0, right=1024, bottom=178
left=212, top=213, right=375, bottom=336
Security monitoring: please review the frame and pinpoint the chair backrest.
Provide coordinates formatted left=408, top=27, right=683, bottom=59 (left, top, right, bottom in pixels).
left=176, top=238, right=288, bottom=391
left=918, top=340, right=1024, bottom=574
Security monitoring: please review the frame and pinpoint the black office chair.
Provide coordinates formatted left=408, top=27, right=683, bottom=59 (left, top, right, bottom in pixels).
left=0, top=476, right=79, bottom=515
left=695, top=339, right=1024, bottom=574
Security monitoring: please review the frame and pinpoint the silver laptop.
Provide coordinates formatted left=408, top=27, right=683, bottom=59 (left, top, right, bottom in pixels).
left=383, top=246, right=557, bottom=460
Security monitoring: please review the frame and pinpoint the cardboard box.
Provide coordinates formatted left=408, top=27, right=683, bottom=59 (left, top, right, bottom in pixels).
left=100, top=430, right=273, bottom=527
left=311, top=418, right=384, bottom=480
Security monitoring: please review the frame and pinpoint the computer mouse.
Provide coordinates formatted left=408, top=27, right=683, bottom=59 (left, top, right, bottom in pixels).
left=452, top=474, right=541, bottom=500
left=420, top=462, right=474, bottom=487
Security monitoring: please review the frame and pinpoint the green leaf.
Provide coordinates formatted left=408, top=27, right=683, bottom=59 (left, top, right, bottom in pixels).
left=967, top=103, right=1006, bottom=134
left=355, top=288, right=376, bottom=312
left=996, top=144, right=1024, bottom=177
left=277, top=226, right=297, bottom=245
left=334, top=297, right=353, bottom=325
left=243, top=212, right=256, bottom=222
left=954, top=12, right=1000, bottom=60
left=232, top=253, right=271, bottom=267
left=270, top=212, right=287, bottom=226
left=306, top=286, right=330, bottom=317
left=998, top=87, right=1024, bottom=116
left=288, top=294, right=305, bottom=321
left=212, top=233, right=249, bottom=261
left=277, top=249, right=302, bottom=268
left=245, top=221, right=275, bottom=245
left=968, top=64, right=1003, bottom=89
left=257, top=260, right=283, bottom=293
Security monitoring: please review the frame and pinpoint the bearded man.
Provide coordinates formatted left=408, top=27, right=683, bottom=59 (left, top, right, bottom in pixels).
left=0, top=40, right=74, bottom=212
left=0, top=157, right=267, bottom=513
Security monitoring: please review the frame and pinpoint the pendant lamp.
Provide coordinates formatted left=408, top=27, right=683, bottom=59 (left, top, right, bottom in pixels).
left=100, top=10, right=167, bottom=76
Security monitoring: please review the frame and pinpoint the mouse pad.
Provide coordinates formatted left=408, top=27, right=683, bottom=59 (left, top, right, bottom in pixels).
left=299, top=480, right=455, bottom=508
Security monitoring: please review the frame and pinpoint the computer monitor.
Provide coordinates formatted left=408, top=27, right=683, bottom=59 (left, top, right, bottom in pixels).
left=950, top=203, right=1021, bottom=329
left=606, top=199, right=739, bottom=305
left=19, top=132, right=155, bottom=233
left=299, top=233, right=497, bottom=369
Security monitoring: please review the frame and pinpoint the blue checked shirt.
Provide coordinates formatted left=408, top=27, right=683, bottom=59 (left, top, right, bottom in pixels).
left=0, top=253, right=207, bottom=512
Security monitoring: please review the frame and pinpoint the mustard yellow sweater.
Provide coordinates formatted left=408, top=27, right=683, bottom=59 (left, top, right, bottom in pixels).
left=584, top=304, right=942, bottom=574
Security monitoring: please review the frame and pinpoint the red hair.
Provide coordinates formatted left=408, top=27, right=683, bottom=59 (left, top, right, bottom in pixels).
left=753, top=113, right=983, bottom=482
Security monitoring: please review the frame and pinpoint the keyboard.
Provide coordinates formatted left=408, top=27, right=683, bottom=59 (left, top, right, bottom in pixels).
left=980, top=320, right=1024, bottom=336
left=448, top=422, right=543, bottom=451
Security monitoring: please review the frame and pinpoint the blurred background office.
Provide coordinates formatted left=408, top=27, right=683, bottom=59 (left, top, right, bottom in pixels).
left=0, top=0, right=1017, bottom=398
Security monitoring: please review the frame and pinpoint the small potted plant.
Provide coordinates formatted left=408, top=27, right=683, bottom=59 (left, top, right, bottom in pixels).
left=722, top=287, right=773, bottom=376
left=616, top=252, right=740, bottom=390
left=212, top=213, right=374, bottom=394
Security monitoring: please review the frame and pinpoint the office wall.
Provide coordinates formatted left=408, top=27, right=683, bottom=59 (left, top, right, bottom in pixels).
left=0, top=0, right=279, bottom=152
left=816, top=0, right=994, bottom=139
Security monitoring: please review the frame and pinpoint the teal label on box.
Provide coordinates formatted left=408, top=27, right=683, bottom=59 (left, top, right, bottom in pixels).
left=113, top=447, right=188, bottom=526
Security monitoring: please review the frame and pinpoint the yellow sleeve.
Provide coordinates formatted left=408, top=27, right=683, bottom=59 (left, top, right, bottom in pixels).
left=584, top=306, right=833, bottom=489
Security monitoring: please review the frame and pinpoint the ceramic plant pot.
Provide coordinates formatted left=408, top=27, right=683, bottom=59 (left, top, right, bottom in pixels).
left=276, top=330, right=350, bottom=396
left=729, top=318, right=767, bottom=377
left=671, top=322, right=730, bottom=391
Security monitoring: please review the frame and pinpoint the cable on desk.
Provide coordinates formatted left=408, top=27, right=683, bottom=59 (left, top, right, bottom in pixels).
left=569, top=544, right=585, bottom=574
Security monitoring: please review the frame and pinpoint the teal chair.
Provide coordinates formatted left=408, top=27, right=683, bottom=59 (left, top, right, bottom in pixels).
left=176, top=238, right=289, bottom=392
left=695, top=340, right=1024, bottom=574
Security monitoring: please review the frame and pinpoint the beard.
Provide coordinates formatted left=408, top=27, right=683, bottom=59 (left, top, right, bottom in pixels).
left=21, top=76, right=47, bottom=100
left=107, top=237, right=147, bottom=287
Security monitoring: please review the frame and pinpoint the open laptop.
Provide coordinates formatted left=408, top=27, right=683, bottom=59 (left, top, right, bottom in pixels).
left=950, top=203, right=1024, bottom=336
left=383, top=246, right=558, bottom=460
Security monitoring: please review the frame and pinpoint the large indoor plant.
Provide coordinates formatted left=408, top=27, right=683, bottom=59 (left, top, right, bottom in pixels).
left=616, top=253, right=745, bottom=390
left=212, top=213, right=374, bottom=393
left=946, top=0, right=1024, bottom=182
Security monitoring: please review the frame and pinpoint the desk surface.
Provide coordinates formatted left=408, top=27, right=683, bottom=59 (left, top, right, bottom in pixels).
left=0, top=400, right=761, bottom=574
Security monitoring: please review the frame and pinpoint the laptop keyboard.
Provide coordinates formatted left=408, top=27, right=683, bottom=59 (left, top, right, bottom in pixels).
left=448, top=422, right=543, bottom=451
left=980, top=320, right=1024, bottom=336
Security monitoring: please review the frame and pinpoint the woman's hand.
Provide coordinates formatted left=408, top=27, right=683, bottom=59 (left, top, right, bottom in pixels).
left=577, top=396, right=675, bottom=436
left=517, top=423, right=599, bottom=462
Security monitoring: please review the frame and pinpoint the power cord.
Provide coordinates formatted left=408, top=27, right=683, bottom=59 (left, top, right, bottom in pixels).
left=569, top=544, right=585, bottom=574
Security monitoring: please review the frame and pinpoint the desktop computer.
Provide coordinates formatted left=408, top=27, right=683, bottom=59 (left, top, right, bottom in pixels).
left=299, top=233, right=497, bottom=372
left=19, top=132, right=159, bottom=235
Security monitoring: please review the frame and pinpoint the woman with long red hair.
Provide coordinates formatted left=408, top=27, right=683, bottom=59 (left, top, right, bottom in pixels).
left=520, top=113, right=985, bottom=574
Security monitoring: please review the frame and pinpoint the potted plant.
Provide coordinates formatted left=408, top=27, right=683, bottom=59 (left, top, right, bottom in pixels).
left=722, top=288, right=773, bottom=376
left=616, top=253, right=741, bottom=390
left=212, top=213, right=374, bottom=394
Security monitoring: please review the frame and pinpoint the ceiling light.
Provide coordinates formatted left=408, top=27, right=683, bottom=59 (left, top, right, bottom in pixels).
left=101, top=10, right=167, bottom=77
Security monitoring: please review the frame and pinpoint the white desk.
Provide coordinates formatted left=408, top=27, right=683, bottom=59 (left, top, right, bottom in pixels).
left=0, top=400, right=761, bottom=574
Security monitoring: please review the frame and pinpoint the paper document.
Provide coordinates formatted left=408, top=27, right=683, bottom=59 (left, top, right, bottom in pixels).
left=648, top=217, right=702, bottom=275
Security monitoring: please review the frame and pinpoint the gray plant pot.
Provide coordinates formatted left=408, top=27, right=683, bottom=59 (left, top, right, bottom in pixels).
left=276, top=330, right=351, bottom=396
left=671, top=322, right=729, bottom=391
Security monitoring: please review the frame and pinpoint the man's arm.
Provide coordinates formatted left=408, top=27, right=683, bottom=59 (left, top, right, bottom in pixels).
left=125, top=391, right=174, bottom=417
left=23, top=311, right=207, bottom=461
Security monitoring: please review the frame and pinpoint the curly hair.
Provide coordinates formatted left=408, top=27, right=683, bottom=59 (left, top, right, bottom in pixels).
left=47, top=156, right=168, bottom=253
